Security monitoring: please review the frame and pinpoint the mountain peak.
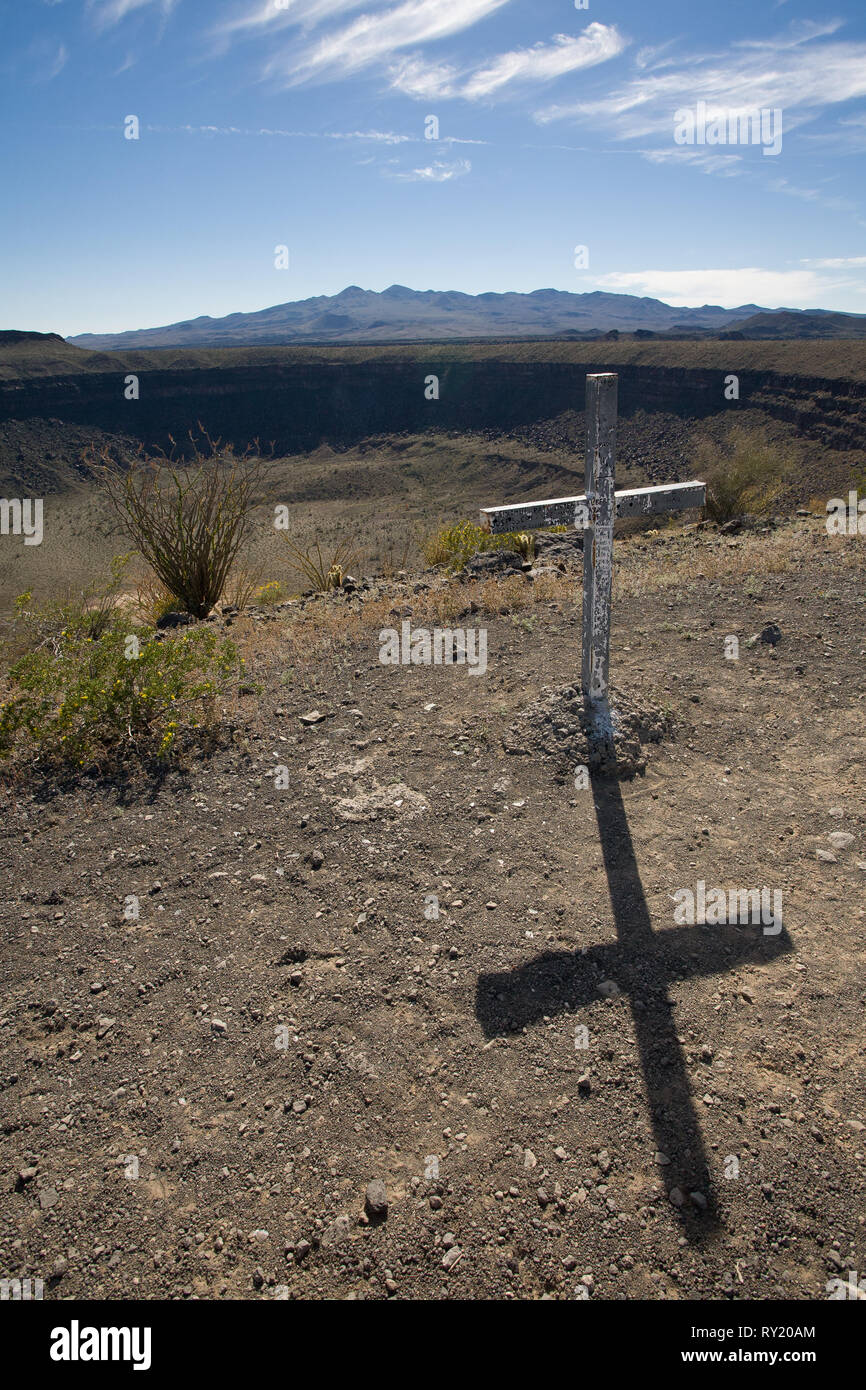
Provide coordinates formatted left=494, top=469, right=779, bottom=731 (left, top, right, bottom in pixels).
left=380, top=284, right=416, bottom=300
left=66, top=285, right=859, bottom=350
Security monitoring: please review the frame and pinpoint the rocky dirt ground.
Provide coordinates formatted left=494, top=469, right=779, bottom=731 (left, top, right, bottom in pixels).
left=1, top=516, right=864, bottom=1301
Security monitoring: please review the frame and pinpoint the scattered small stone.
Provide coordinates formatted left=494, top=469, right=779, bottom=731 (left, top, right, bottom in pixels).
left=211, top=1018, right=228, bottom=1035
left=365, top=1179, right=389, bottom=1219
left=322, top=1214, right=351, bottom=1247
left=668, top=1187, right=685, bottom=1208
left=441, top=1246, right=462, bottom=1271
left=828, top=832, right=855, bottom=851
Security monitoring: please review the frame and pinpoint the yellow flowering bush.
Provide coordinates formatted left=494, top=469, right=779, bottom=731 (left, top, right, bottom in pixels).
left=0, top=598, right=241, bottom=772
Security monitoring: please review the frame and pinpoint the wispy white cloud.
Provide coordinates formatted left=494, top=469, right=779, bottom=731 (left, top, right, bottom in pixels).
left=28, top=38, right=70, bottom=82
left=150, top=123, right=415, bottom=143
left=641, top=147, right=743, bottom=176
left=800, top=255, right=866, bottom=268
left=733, top=17, right=844, bottom=49
left=388, top=157, right=471, bottom=181
left=47, top=42, right=69, bottom=79
left=535, top=23, right=866, bottom=158
left=389, top=55, right=461, bottom=99
left=217, top=0, right=373, bottom=39
left=765, top=175, right=857, bottom=215
left=593, top=266, right=860, bottom=309
left=266, top=0, right=508, bottom=85
left=88, top=0, right=178, bottom=32
left=391, top=23, right=626, bottom=100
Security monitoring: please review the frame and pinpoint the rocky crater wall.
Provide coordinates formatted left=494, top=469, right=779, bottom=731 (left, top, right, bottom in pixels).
left=1, top=359, right=863, bottom=455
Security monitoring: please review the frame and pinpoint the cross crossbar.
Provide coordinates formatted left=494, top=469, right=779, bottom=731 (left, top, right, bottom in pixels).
left=479, top=479, right=706, bottom=534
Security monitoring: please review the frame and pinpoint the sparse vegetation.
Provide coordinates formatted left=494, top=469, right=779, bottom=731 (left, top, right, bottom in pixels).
left=134, top=570, right=180, bottom=625
left=0, top=589, right=242, bottom=774
left=94, top=433, right=266, bottom=619
left=281, top=534, right=359, bottom=592
left=422, top=520, right=535, bottom=571
left=694, top=426, right=787, bottom=524
left=1, top=554, right=132, bottom=659
left=253, top=580, right=288, bottom=606
left=222, top=566, right=261, bottom=612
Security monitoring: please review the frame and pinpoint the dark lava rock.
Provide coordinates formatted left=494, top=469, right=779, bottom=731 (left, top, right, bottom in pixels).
left=463, top=549, right=525, bottom=576
left=156, top=610, right=197, bottom=630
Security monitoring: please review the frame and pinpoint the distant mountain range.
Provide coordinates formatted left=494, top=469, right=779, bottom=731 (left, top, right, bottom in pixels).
left=65, top=285, right=866, bottom=349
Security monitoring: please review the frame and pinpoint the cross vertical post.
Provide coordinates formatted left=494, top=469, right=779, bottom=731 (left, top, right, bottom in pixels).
left=580, top=372, right=617, bottom=706
left=479, top=373, right=705, bottom=748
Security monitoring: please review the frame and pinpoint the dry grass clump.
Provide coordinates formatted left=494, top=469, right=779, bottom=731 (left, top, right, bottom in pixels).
left=281, top=535, right=360, bottom=593
left=613, top=517, right=863, bottom=601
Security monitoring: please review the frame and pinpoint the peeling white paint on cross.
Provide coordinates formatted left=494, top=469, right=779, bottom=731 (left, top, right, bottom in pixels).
left=480, top=373, right=705, bottom=726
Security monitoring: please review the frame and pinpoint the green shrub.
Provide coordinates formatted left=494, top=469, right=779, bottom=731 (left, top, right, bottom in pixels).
left=254, top=580, right=287, bottom=606
left=423, top=521, right=535, bottom=571
left=0, top=601, right=242, bottom=773
left=693, top=427, right=787, bottom=524
left=3, top=555, right=133, bottom=660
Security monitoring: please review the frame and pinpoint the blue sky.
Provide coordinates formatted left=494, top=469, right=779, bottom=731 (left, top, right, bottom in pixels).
left=2, top=0, right=865, bottom=335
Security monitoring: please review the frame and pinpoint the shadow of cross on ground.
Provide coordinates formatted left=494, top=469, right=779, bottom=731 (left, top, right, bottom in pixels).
left=476, top=768, right=793, bottom=1241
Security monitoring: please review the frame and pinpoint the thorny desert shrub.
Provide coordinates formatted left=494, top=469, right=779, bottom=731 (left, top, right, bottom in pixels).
left=694, top=427, right=787, bottom=524
left=0, top=597, right=242, bottom=773
left=94, top=433, right=266, bottom=620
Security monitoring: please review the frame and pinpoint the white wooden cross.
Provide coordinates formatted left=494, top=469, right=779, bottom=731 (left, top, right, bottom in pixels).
left=480, top=373, right=705, bottom=735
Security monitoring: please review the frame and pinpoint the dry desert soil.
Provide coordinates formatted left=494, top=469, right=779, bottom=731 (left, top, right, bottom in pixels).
left=1, top=517, right=864, bottom=1301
